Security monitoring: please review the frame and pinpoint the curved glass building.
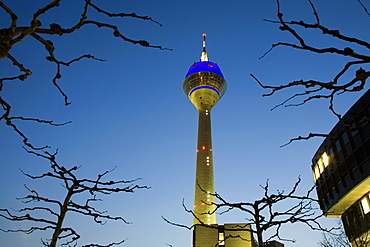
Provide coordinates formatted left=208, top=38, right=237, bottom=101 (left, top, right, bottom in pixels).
left=312, top=89, right=370, bottom=244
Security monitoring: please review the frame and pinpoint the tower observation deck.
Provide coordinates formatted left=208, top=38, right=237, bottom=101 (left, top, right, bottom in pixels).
left=182, top=34, right=227, bottom=225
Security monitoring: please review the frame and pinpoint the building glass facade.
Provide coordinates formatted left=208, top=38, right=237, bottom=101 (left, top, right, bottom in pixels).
left=312, top=89, right=370, bottom=244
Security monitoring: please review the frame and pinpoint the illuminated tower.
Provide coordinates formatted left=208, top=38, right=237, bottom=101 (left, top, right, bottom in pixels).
left=182, top=34, right=227, bottom=225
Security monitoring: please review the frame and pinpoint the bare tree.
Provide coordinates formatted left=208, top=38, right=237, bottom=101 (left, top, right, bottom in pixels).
left=319, top=221, right=351, bottom=247
left=0, top=0, right=170, bottom=151
left=320, top=235, right=350, bottom=247
left=251, top=0, right=370, bottom=145
left=0, top=1, right=163, bottom=245
left=163, top=177, right=332, bottom=247
left=319, top=220, right=370, bottom=247
left=0, top=148, right=149, bottom=247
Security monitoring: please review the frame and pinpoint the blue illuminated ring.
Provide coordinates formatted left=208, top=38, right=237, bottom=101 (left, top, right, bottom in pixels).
left=185, top=61, right=224, bottom=78
left=189, top=85, right=220, bottom=96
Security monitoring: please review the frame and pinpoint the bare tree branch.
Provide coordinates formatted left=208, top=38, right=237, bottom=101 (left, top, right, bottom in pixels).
left=164, top=177, right=332, bottom=247
left=357, top=0, right=370, bottom=18
left=252, top=0, right=370, bottom=143
left=0, top=0, right=171, bottom=151
left=0, top=149, right=149, bottom=247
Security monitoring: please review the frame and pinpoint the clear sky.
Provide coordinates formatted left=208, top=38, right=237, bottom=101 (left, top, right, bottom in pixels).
left=1, top=0, right=369, bottom=246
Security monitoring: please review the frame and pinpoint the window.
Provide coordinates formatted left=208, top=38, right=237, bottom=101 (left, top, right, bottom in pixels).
left=345, top=214, right=350, bottom=227
left=361, top=115, right=369, bottom=127
left=361, top=195, right=370, bottom=214
left=351, top=122, right=359, bottom=137
left=342, top=132, right=349, bottom=144
left=329, top=148, right=337, bottom=168
left=335, top=140, right=342, bottom=152
left=318, top=160, right=324, bottom=173
left=312, top=152, right=331, bottom=181
left=324, top=192, right=329, bottom=205
left=218, top=232, right=225, bottom=246
left=322, top=152, right=330, bottom=167
left=313, top=166, right=320, bottom=182
left=329, top=148, right=335, bottom=158
left=335, top=180, right=341, bottom=193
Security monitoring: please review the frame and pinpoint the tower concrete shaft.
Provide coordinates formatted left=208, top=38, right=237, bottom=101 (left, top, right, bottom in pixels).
left=182, top=34, right=227, bottom=225
left=194, top=106, right=216, bottom=225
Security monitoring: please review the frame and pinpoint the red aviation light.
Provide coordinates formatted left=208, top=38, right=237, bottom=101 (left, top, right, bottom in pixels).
left=202, top=146, right=206, bottom=150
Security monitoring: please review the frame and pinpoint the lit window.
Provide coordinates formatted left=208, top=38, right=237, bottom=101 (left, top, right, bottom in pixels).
left=314, top=165, right=320, bottom=181
left=322, top=152, right=330, bottom=167
left=313, top=152, right=331, bottom=182
left=219, top=233, right=225, bottom=245
left=361, top=197, right=370, bottom=214
left=318, top=160, right=324, bottom=173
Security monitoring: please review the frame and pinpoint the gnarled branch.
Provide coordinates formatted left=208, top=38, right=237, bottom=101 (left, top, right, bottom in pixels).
left=0, top=149, right=149, bottom=247
left=253, top=0, right=370, bottom=143
left=0, top=0, right=170, bottom=151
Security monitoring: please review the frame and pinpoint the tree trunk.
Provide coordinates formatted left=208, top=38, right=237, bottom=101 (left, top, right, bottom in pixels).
left=49, top=189, right=73, bottom=247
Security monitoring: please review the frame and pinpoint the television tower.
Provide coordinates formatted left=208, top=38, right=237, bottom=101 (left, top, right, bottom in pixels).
left=182, top=34, right=227, bottom=225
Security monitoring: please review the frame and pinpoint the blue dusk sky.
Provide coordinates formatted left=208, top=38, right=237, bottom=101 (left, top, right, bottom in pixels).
left=0, top=1, right=369, bottom=247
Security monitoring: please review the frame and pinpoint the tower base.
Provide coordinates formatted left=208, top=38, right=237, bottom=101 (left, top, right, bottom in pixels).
left=193, top=223, right=253, bottom=247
